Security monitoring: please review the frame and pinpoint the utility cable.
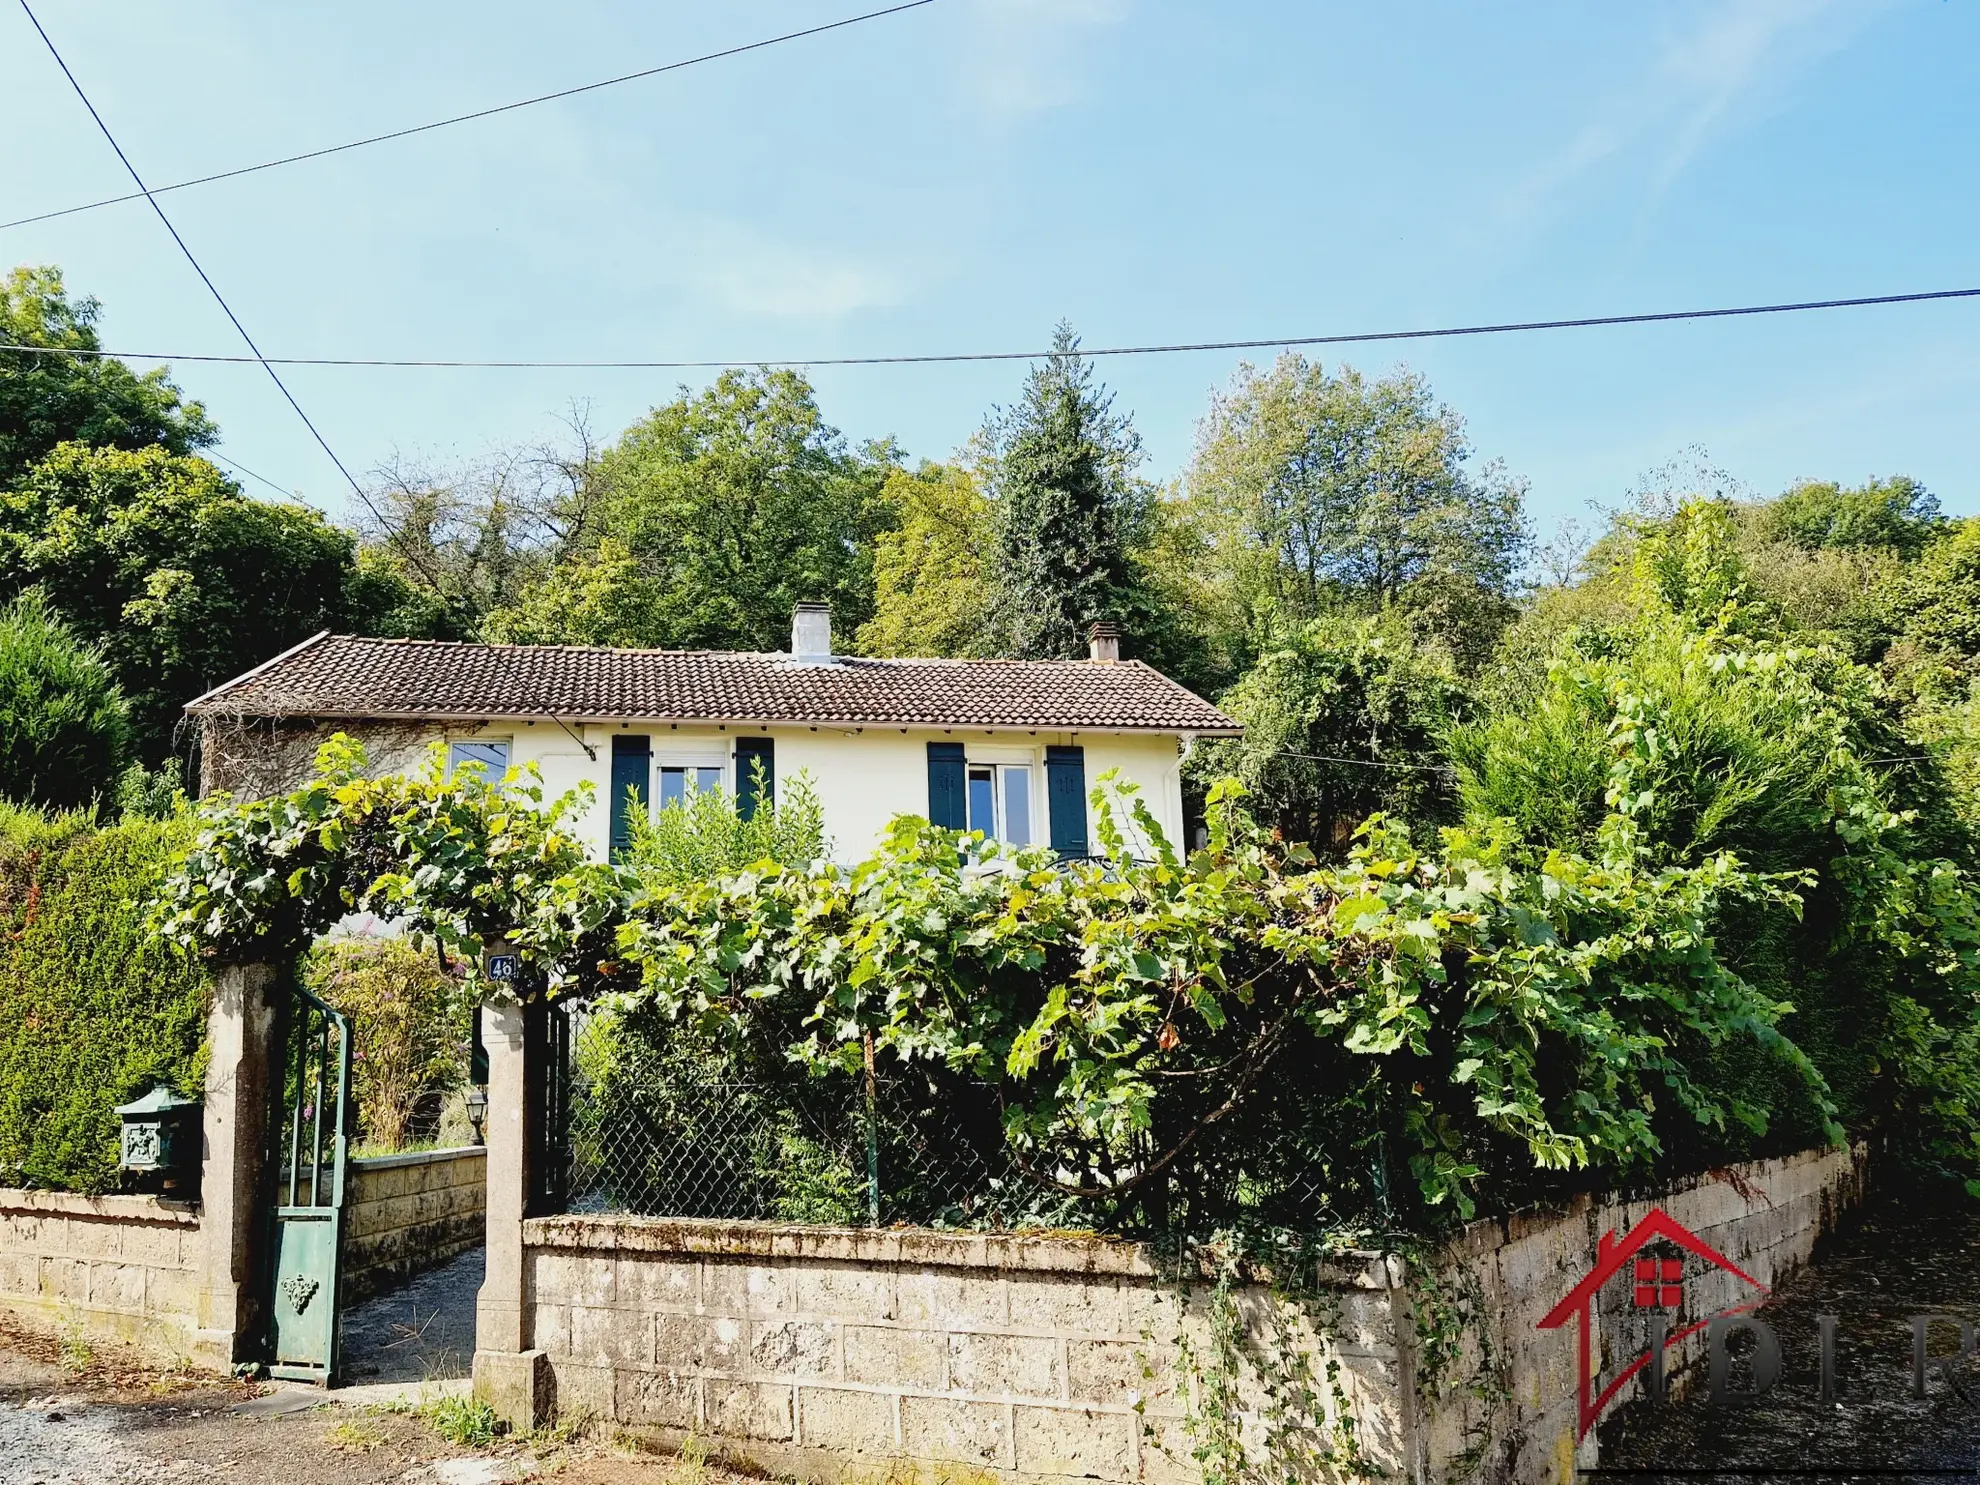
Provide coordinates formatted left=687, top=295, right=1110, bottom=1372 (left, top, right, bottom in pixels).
left=2, top=285, right=1975, bottom=371
left=17, top=0, right=448, bottom=591
left=0, top=0, right=941, bottom=234
left=208, top=449, right=299, bottom=500
left=1273, top=750, right=1457, bottom=776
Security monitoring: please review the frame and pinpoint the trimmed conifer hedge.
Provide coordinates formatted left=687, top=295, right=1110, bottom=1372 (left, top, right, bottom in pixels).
left=0, top=807, right=209, bottom=1193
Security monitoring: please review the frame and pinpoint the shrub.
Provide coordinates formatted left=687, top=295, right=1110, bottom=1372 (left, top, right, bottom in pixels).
left=0, top=806, right=208, bottom=1192
left=623, top=763, right=828, bottom=884
left=1186, top=613, right=1464, bottom=850
left=305, top=937, right=472, bottom=1153
left=1450, top=515, right=1980, bottom=1186
left=547, top=780, right=1840, bottom=1228
left=0, top=589, right=131, bottom=811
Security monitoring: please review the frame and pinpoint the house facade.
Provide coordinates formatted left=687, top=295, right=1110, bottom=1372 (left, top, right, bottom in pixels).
left=185, top=605, right=1240, bottom=862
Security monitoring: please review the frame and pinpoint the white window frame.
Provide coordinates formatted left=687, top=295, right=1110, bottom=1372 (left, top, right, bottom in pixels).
left=651, top=748, right=728, bottom=812
left=965, top=747, right=1039, bottom=847
left=446, top=737, right=513, bottom=779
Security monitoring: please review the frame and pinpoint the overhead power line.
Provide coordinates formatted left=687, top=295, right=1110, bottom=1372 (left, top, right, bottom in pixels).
left=0, top=0, right=941, bottom=234
left=2, top=284, right=1975, bottom=372
left=16, top=0, right=447, bottom=590
left=208, top=449, right=298, bottom=500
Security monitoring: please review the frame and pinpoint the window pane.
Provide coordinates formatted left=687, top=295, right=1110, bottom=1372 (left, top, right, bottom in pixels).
left=659, top=766, right=686, bottom=807
left=694, top=767, right=723, bottom=794
left=1002, top=767, right=1032, bottom=847
left=449, top=741, right=510, bottom=776
left=967, top=766, right=997, bottom=836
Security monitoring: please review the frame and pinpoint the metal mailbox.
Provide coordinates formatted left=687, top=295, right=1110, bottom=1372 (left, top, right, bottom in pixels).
left=115, top=1084, right=201, bottom=1189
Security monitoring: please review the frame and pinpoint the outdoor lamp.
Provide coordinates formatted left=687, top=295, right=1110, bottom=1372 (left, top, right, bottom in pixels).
left=466, top=1086, right=489, bottom=1147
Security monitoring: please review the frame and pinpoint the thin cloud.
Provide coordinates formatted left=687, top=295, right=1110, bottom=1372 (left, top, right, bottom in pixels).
left=1495, top=0, right=1887, bottom=233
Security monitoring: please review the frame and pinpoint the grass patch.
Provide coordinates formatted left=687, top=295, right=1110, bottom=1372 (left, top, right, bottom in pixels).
left=325, top=1417, right=385, bottom=1453
left=417, top=1393, right=504, bottom=1449
left=56, top=1324, right=93, bottom=1377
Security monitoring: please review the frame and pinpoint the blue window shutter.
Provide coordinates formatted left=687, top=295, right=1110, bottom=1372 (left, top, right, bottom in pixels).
left=609, top=735, right=651, bottom=862
left=1045, top=746, right=1088, bottom=858
left=927, top=742, right=966, bottom=829
left=736, top=737, right=775, bottom=821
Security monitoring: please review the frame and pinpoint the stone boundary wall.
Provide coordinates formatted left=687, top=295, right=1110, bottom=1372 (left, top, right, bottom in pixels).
left=511, top=1143, right=1869, bottom=1485
left=519, top=1217, right=1414, bottom=1485
left=345, top=1146, right=486, bottom=1302
left=0, top=1188, right=205, bottom=1367
left=1422, top=1142, right=1870, bottom=1485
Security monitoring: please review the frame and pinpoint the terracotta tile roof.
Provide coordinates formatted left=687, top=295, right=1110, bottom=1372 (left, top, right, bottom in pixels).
left=186, top=634, right=1242, bottom=735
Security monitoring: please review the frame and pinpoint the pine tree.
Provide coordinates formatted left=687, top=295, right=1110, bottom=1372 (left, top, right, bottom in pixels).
left=986, top=324, right=1152, bottom=659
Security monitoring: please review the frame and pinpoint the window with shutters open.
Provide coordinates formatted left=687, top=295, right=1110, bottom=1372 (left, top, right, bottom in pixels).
left=966, top=763, right=1034, bottom=846
left=654, top=749, right=726, bottom=807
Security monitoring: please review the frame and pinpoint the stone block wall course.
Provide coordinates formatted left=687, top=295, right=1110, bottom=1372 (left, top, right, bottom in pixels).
left=344, top=1146, right=485, bottom=1302
left=0, top=1189, right=204, bottom=1366
left=514, top=1143, right=1868, bottom=1485
left=521, top=1216, right=1408, bottom=1485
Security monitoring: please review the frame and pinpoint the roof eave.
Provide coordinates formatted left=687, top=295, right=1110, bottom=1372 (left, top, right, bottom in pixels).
left=181, top=631, right=335, bottom=713
left=183, top=703, right=1242, bottom=736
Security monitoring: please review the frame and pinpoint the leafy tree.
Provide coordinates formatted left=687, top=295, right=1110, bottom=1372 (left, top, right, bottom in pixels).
left=1185, top=614, right=1464, bottom=849
left=1453, top=506, right=1980, bottom=1177
left=488, top=370, right=895, bottom=652
left=355, top=413, right=606, bottom=638
left=0, top=442, right=389, bottom=759
left=479, top=536, right=664, bottom=648
left=855, top=463, right=997, bottom=657
left=0, top=590, right=131, bottom=810
left=1183, top=354, right=1529, bottom=670
left=982, top=325, right=1160, bottom=660
left=1753, top=475, right=1942, bottom=558
left=1887, top=518, right=1980, bottom=668
left=0, top=266, right=216, bottom=488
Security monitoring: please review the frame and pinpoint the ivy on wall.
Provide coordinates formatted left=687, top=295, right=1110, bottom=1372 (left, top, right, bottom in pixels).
left=0, top=807, right=209, bottom=1193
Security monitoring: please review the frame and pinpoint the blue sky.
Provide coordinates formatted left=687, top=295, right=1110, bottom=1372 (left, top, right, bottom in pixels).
left=3, top=0, right=1976, bottom=540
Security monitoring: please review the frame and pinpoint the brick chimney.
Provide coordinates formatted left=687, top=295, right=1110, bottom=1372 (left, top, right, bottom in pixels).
left=1088, top=620, right=1121, bottom=663
left=792, top=601, right=833, bottom=663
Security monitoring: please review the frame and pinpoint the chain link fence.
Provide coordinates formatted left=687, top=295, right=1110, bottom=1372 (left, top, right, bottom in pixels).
left=560, top=1007, right=1075, bottom=1229
left=554, top=1005, right=1373, bottom=1239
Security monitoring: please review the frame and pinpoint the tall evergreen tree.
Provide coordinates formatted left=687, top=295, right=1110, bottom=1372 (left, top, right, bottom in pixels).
left=0, top=589, right=131, bottom=810
left=985, top=325, right=1154, bottom=659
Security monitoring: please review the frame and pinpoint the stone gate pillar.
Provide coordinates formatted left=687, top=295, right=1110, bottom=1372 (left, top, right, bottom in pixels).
left=472, top=999, right=553, bottom=1427
left=196, top=959, right=284, bottom=1370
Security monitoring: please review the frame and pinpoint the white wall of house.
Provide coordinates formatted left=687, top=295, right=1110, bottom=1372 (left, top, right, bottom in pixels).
left=425, top=719, right=1190, bottom=863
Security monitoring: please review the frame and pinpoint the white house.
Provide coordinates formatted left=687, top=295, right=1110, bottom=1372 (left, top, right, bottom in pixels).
left=186, top=604, right=1240, bottom=861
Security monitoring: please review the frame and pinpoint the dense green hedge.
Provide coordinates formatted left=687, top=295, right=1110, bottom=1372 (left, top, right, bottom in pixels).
left=0, top=806, right=209, bottom=1193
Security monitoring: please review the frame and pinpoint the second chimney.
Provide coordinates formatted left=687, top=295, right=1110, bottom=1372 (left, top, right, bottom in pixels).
left=793, top=601, right=834, bottom=663
left=1088, top=620, right=1121, bottom=663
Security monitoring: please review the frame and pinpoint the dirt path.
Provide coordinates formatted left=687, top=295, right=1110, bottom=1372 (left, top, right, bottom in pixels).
left=341, top=1246, right=483, bottom=1386
left=0, top=1322, right=751, bottom=1485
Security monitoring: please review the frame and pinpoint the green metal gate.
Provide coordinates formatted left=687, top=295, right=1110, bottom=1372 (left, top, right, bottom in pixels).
left=266, top=982, right=352, bottom=1384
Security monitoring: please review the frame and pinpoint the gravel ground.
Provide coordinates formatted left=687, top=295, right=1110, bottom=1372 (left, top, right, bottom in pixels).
left=0, top=1280, right=751, bottom=1485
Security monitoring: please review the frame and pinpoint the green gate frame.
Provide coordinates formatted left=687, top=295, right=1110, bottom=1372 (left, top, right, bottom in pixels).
left=265, top=980, right=352, bottom=1384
